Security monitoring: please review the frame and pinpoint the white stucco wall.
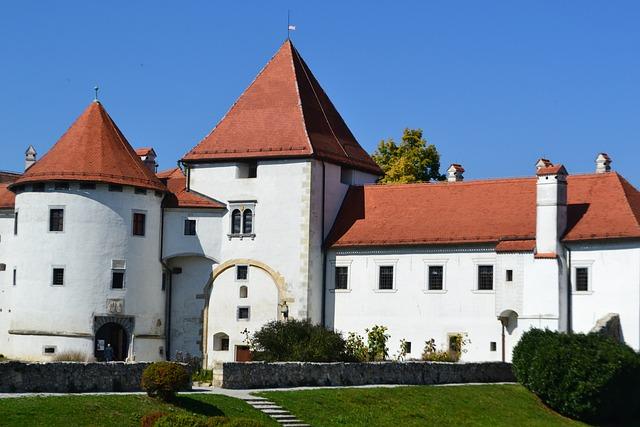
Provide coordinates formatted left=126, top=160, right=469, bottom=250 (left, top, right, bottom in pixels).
left=162, top=209, right=224, bottom=261
left=0, top=209, right=16, bottom=356
left=5, top=183, right=165, bottom=361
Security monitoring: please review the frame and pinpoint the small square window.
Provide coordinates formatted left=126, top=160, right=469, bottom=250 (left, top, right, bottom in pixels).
left=490, top=342, right=497, bottom=352
left=133, top=213, right=146, bottom=236
left=237, top=306, right=250, bottom=320
left=112, top=271, right=125, bottom=289
left=576, top=267, right=589, bottom=292
left=506, top=270, right=513, bottom=282
left=428, top=266, right=444, bottom=290
left=54, top=182, right=69, bottom=190
left=236, top=265, right=248, bottom=281
left=109, top=184, right=123, bottom=192
left=184, top=219, right=196, bottom=236
left=335, top=266, right=348, bottom=289
left=379, top=266, right=394, bottom=290
left=43, top=346, right=56, bottom=354
left=52, top=268, right=64, bottom=286
left=135, top=188, right=147, bottom=195
left=80, top=182, right=96, bottom=190
left=247, top=161, right=257, bottom=178
left=49, top=208, right=64, bottom=232
left=478, top=265, right=494, bottom=290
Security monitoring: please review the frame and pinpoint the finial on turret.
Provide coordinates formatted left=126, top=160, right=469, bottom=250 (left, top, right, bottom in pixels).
left=94, top=85, right=99, bottom=102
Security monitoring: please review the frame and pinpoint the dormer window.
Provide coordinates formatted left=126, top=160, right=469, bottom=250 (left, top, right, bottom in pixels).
left=237, top=161, right=258, bottom=179
left=228, top=202, right=256, bottom=239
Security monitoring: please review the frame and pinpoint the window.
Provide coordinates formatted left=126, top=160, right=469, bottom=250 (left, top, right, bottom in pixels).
left=403, top=341, right=412, bottom=354
left=54, top=182, right=69, bottom=190
left=236, top=265, right=248, bottom=281
left=32, top=183, right=45, bottom=192
left=506, top=269, right=513, bottom=282
left=132, top=213, right=146, bottom=236
left=13, top=212, right=18, bottom=235
left=12, top=268, right=16, bottom=286
left=112, top=271, right=125, bottom=289
left=378, top=266, right=394, bottom=290
left=335, top=266, right=349, bottom=290
left=340, top=167, right=353, bottom=185
left=80, top=182, right=96, bottom=190
left=162, top=272, right=167, bottom=291
left=237, top=306, right=250, bottom=320
left=220, top=337, right=230, bottom=351
left=231, top=209, right=241, bottom=234
left=135, top=188, right=147, bottom=195
left=239, top=285, right=248, bottom=298
left=428, top=266, right=444, bottom=290
left=52, top=268, right=64, bottom=286
left=576, top=267, right=589, bottom=292
left=213, top=333, right=230, bottom=351
left=477, top=265, right=494, bottom=290
left=184, top=219, right=196, bottom=236
left=242, top=210, right=253, bottom=234
left=109, top=184, right=123, bottom=192
left=490, top=342, right=497, bottom=352
left=43, top=346, right=56, bottom=355
left=237, top=161, right=258, bottom=178
left=49, top=208, right=64, bottom=232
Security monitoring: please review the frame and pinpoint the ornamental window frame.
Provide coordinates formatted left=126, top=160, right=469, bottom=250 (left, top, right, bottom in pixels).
left=572, top=260, right=594, bottom=294
left=373, top=259, right=398, bottom=293
left=423, top=259, right=448, bottom=293
left=227, top=201, right=256, bottom=240
left=330, top=259, right=353, bottom=292
left=472, top=258, right=496, bottom=293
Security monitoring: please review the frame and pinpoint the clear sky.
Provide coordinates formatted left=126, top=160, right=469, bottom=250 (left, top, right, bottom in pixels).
left=1, top=1, right=639, bottom=185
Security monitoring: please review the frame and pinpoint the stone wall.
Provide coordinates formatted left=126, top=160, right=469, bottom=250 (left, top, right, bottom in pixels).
left=222, top=361, right=515, bottom=389
left=0, top=361, right=190, bottom=393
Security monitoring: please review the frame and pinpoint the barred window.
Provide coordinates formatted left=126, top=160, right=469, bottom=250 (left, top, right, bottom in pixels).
left=52, top=268, right=64, bottom=286
left=428, top=266, right=443, bottom=290
left=576, top=268, right=589, bottom=292
left=379, top=266, right=394, bottom=290
left=231, top=209, right=241, bottom=234
left=237, top=306, right=250, bottom=320
left=49, top=209, right=64, bottom=232
left=236, top=265, right=248, bottom=281
left=335, top=266, right=348, bottom=289
left=133, top=213, right=146, bottom=236
left=243, top=209, right=253, bottom=234
left=478, top=265, right=494, bottom=290
left=184, top=219, right=196, bottom=236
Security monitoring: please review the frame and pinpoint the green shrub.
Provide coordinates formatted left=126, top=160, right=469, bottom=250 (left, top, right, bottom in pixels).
left=192, top=369, right=213, bottom=383
left=153, top=414, right=265, bottom=427
left=366, top=325, right=389, bottom=361
left=141, top=362, right=190, bottom=401
left=421, top=339, right=454, bottom=362
left=345, top=332, right=368, bottom=362
left=512, top=328, right=640, bottom=424
left=250, top=319, right=348, bottom=362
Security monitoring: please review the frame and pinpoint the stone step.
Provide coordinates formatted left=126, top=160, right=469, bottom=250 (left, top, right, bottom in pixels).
left=262, top=409, right=290, bottom=414
left=252, top=404, right=282, bottom=410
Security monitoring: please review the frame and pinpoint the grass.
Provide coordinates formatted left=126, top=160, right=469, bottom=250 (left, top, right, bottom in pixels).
left=259, top=384, right=587, bottom=427
left=0, top=393, right=278, bottom=427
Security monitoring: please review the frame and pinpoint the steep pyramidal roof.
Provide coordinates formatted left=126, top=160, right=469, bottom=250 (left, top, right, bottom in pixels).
left=183, top=40, right=382, bottom=175
left=327, top=173, right=640, bottom=248
left=11, top=102, right=165, bottom=192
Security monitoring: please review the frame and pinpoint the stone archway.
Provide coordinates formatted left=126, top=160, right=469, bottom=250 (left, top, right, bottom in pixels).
left=201, top=259, right=292, bottom=366
left=94, top=316, right=134, bottom=361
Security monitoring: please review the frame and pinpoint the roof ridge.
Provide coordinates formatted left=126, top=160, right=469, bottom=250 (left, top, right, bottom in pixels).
left=615, top=173, right=640, bottom=228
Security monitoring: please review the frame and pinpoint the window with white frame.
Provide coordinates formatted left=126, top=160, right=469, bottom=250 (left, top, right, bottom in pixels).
left=228, top=202, right=256, bottom=238
left=335, top=266, right=349, bottom=290
left=428, top=265, right=444, bottom=290
left=49, top=208, right=64, bottom=232
left=572, top=263, right=594, bottom=293
left=378, top=266, right=394, bottom=290
left=52, top=267, right=64, bottom=286
left=477, top=265, right=494, bottom=290
left=237, top=306, right=250, bottom=320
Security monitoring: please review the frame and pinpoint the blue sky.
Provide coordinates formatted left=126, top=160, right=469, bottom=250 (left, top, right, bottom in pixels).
left=1, top=1, right=639, bottom=185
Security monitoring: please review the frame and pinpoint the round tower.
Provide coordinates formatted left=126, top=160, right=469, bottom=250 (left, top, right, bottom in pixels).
left=6, top=101, right=167, bottom=361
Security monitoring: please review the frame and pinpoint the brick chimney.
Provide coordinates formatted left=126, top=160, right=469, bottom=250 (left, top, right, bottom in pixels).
left=25, top=145, right=37, bottom=171
left=595, top=153, right=611, bottom=174
left=447, top=164, right=464, bottom=182
left=535, top=162, right=568, bottom=256
left=136, top=148, right=157, bottom=173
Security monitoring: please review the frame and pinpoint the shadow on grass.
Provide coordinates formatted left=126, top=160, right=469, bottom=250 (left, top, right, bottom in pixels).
left=172, top=396, right=225, bottom=417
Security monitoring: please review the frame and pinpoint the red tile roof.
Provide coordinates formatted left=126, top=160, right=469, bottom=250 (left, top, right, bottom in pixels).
left=0, top=171, right=20, bottom=184
left=10, top=102, right=166, bottom=192
left=159, top=168, right=225, bottom=209
left=537, top=164, right=567, bottom=176
left=0, top=183, right=15, bottom=209
left=183, top=40, right=382, bottom=176
left=327, top=173, right=640, bottom=248
left=495, top=239, right=536, bottom=253
left=135, top=147, right=155, bottom=157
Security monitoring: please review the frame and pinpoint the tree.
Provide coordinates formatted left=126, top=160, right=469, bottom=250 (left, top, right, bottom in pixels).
left=372, top=128, right=445, bottom=183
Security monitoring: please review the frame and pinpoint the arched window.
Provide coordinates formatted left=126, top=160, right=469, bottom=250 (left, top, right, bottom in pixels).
left=231, top=209, right=241, bottom=234
left=243, top=209, right=253, bottom=234
left=239, top=285, right=248, bottom=298
left=213, top=332, right=230, bottom=351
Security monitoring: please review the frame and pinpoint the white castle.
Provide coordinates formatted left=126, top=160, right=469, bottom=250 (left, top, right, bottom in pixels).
left=1, top=41, right=639, bottom=367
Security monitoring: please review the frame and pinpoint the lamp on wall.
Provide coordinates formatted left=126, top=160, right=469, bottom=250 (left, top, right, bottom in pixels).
left=280, top=301, right=289, bottom=320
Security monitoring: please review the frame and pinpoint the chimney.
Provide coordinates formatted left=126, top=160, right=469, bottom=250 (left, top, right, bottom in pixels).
left=535, top=158, right=552, bottom=171
left=136, top=148, right=157, bottom=173
left=447, top=164, right=464, bottom=182
left=595, top=153, right=611, bottom=174
left=535, top=162, right=568, bottom=256
left=25, top=145, right=37, bottom=170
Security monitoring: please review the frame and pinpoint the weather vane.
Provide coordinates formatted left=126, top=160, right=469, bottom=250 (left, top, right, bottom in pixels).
left=94, top=85, right=99, bottom=102
left=287, top=10, right=296, bottom=39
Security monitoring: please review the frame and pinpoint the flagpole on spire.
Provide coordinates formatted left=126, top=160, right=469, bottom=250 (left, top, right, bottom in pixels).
left=287, top=10, right=295, bottom=39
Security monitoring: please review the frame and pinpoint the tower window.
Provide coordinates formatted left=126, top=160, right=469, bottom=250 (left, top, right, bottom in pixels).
left=236, top=265, right=248, bottom=281
left=237, top=306, right=250, bottom=320
left=54, top=182, right=69, bottom=190
left=112, top=271, right=125, bottom=289
left=49, top=208, right=64, bottom=232
left=80, top=182, right=96, bottom=190
left=239, top=285, right=248, bottom=298
left=133, top=213, right=146, bottom=236
left=184, top=219, right=196, bottom=236
left=109, top=184, right=123, bottom=192
left=237, top=161, right=258, bottom=178
left=135, top=188, right=147, bottom=195
left=32, top=183, right=45, bottom=192
left=52, top=268, right=64, bottom=286
left=506, top=269, right=513, bottom=282
left=13, top=212, right=18, bottom=235
left=231, top=209, right=242, bottom=234
left=242, top=210, right=253, bottom=234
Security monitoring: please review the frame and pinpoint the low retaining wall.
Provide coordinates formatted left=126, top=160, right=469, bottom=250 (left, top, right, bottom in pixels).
left=0, top=361, right=189, bottom=393
left=222, top=361, right=515, bottom=389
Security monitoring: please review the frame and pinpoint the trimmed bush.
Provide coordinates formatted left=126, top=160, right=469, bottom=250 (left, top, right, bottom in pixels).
left=152, top=414, right=266, bottom=427
left=512, top=328, right=640, bottom=424
left=250, top=319, right=348, bottom=362
left=140, top=411, right=167, bottom=427
left=141, top=362, right=190, bottom=401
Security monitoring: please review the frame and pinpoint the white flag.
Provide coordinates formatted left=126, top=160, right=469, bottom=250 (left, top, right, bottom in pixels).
left=288, top=25, right=296, bottom=31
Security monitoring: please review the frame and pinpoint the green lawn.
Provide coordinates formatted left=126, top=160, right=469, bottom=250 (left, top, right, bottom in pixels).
left=0, top=393, right=277, bottom=427
left=259, top=384, right=586, bottom=427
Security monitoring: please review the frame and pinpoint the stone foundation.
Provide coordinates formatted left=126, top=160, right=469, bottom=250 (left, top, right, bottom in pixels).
left=222, top=361, right=515, bottom=389
left=0, top=361, right=190, bottom=393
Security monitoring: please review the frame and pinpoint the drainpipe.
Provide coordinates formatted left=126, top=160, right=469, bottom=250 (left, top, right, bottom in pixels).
left=160, top=201, right=173, bottom=360
left=501, top=321, right=506, bottom=362
left=566, top=246, right=572, bottom=333
left=320, top=161, right=327, bottom=327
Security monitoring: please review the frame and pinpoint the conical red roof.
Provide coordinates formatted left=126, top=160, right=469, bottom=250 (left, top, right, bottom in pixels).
left=183, top=40, right=382, bottom=175
left=11, top=101, right=165, bottom=192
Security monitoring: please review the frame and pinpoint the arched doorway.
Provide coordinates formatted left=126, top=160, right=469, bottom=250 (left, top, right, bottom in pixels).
left=95, top=322, right=129, bottom=361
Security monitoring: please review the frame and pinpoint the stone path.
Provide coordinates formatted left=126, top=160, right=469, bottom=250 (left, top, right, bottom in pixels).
left=242, top=396, right=310, bottom=426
